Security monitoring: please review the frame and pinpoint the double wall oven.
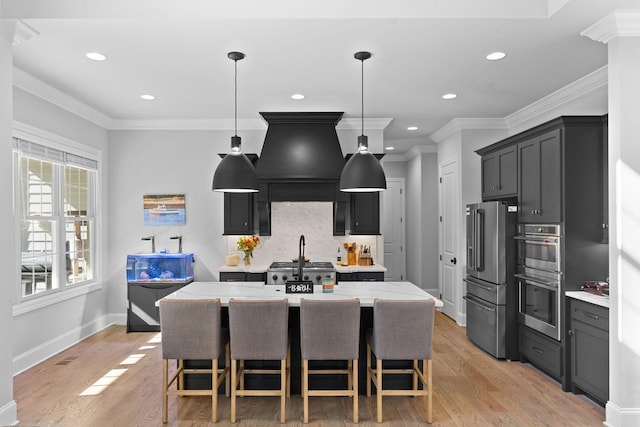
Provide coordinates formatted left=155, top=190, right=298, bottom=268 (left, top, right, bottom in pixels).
left=515, top=224, right=562, bottom=341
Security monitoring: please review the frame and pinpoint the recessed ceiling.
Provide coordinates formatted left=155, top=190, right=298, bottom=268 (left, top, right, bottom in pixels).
left=4, top=0, right=633, bottom=154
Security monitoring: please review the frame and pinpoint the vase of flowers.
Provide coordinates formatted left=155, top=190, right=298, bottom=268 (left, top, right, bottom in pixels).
left=237, top=235, right=260, bottom=265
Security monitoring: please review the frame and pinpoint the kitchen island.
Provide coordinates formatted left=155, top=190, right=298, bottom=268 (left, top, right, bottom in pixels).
left=157, top=281, right=441, bottom=394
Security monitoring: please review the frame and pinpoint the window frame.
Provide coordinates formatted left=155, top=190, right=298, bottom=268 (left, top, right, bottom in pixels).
left=12, top=122, right=102, bottom=314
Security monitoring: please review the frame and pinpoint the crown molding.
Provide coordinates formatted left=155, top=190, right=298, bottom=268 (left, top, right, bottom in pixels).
left=430, top=118, right=507, bottom=144
left=13, top=67, right=113, bottom=128
left=337, top=117, right=393, bottom=131
left=383, top=144, right=437, bottom=162
left=109, top=118, right=267, bottom=131
left=13, top=20, right=39, bottom=45
left=581, top=10, right=640, bottom=44
left=504, top=65, right=607, bottom=130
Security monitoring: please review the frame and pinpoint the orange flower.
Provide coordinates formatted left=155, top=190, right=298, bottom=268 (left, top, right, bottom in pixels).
left=237, top=235, right=260, bottom=252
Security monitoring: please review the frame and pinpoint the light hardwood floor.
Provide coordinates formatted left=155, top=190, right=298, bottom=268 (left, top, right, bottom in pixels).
left=14, top=312, right=605, bottom=426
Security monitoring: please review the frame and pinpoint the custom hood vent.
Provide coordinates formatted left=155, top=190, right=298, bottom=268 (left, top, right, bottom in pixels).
left=256, top=112, right=345, bottom=184
left=254, top=112, right=348, bottom=236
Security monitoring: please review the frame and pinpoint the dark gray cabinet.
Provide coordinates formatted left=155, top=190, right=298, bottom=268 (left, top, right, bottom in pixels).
left=481, top=145, right=517, bottom=200
left=220, top=271, right=266, bottom=283
left=519, top=325, right=563, bottom=381
left=568, top=298, right=609, bottom=405
left=127, top=283, right=186, bottom=332
left=518, top=129, right=562, bottom=223
left=224, top=193, right=254, bottom=235
left=350, top=193, right=380, bottom=235
left=337, top=271, right=384, bottom=282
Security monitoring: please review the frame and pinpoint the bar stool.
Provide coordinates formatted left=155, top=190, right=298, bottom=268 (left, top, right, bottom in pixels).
left=366, top=298, right=436, bottom=423
left=159, top=298, right=230, bottom=423
left=300, top=298, right=361, bottom=423
left=228, top=298, right=290, bottom=423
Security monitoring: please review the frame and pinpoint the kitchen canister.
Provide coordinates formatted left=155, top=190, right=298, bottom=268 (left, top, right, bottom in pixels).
left=322, top=275, right=335, bottom=293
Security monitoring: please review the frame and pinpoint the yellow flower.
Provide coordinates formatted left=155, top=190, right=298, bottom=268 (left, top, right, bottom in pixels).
left=237, top=235, right=260, bottom=252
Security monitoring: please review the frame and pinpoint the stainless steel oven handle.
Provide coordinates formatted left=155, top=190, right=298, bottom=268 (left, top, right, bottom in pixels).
left=514, top=235, right=559, bottom=243
left=514, top=273, right=559, bottom=290
left=463, top=277, right=493, bottom=291
left=463, top=295, right=496, bottom=312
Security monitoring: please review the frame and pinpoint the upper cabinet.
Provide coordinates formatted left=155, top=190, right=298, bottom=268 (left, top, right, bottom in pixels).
left=350, top=192, right=380, bottom=235
left=518, top=129, right=562, bottom=223
left=224, top=193, right=255, bottom=235
left=481, top=145, right=517, bottom=200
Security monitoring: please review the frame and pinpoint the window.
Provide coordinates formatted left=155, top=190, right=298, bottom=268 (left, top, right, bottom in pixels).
left=14, top=136, right=98, bottom=299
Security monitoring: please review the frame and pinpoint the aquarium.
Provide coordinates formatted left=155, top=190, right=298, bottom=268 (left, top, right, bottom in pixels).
left=126, top=252, right=194, bottom=284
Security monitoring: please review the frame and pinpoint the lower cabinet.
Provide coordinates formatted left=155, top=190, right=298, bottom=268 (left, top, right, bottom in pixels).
left=337, top=271, right=384, bottom=282
left=220, top=271, right=266, bottom=283
left=519, top=325, right=563, bottom=381
left=568, top=298, right=609, bottom=405
left=127, top=283, right=187, bottom=332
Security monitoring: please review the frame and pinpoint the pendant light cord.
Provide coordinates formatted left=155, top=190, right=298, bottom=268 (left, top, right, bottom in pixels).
left=234, top=58, right=238, bottom=137
left=361, top=57, right=364, bottom=137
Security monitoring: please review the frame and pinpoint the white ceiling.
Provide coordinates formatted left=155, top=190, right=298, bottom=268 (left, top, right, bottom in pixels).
left=3, top=0, right=634, bottom=154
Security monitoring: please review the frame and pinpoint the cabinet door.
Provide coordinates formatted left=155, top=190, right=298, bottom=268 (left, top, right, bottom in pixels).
left=350, top=193, right=380, bottom=235
left=224, top=193, right=254, bottom=235
left=518, top=140, right=540, bottom=222
left=518, top=130, right=562, bottom=223
left=481, top=153, right=500, bottom=199
left=481, top=146, right=517, bottom=200
left=537, top=130, right=562, bottom=223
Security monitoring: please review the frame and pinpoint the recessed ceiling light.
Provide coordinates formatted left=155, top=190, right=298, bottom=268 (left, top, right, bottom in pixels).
left=442, top=93, right=457, bottom=100
left=85, top=52, right=107, bottom=61
left=486, top=51, right=506, bottom=61
left=385, top=146, right=395, bottom=151
left=140, top=94, right=156, bottom=100
left=291, top=93, right=305, bottom=100
left=407, top=126, right=418, bottom=131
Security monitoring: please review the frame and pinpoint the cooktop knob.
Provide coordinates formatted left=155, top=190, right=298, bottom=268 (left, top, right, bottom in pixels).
left=282, top=275, right=288, bottom=281
left=315, top=275, right=322, bottom=281
left=272, top=274, right=278, bottom=281
left=304, top=275, right=309, bottom=280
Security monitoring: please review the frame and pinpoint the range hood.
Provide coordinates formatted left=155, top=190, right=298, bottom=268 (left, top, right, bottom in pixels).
left=254, top=112, right=347, bottom=235
left=256, top=112, right=345, bottom=182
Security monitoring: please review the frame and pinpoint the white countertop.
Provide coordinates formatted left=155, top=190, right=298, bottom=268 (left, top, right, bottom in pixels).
left=566, top=291, right=610, bottom=308
left=157, top=281, right=442, bottom=307
left=218, top=263, right=387, bottom=274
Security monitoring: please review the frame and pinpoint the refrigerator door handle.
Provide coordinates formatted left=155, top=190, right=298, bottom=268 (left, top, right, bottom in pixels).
left=463, top=295, right=496, bottom=312
left=475, top=209, right=484, bottom=271
left=468, top=209, right=475, bottom=271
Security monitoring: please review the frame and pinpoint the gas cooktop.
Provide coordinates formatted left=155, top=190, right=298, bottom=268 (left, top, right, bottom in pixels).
left=269, top=261, right=334, bottom=270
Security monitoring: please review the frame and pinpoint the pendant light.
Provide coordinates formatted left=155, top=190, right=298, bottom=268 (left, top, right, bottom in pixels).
left=340, top=51, right=386, bottom=192
left=212, top=51, right=259, bottom=193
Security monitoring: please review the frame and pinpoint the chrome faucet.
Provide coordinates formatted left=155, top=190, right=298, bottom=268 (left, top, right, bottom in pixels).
left=141, top=236, right=155, bottom=253
left=170, top=235, right=182, bottom=253
left=297, top=234, right=305, bottom=281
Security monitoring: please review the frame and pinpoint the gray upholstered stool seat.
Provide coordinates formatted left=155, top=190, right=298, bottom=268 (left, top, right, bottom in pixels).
left=228, top=298, right=290, bottom=423
left=159, top=298, right=230, bottom=423
left=366, top=298, right=436, bottom=423
left=300, top=298, right=361, bottom=423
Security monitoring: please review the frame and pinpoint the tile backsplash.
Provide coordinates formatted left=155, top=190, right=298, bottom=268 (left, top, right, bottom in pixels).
left=227, top=201, right=381, bottom=266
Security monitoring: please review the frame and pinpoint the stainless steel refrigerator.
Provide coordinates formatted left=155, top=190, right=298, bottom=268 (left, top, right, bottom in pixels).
left=464, top=201, right=519, bottom=359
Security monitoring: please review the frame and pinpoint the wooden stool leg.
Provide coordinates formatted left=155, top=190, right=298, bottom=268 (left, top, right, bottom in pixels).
left=376, top=358, right=383, bottom=423
left=162, top=359, right=168, bottom=423
left=211, top=358, right=218, bottom=422
left=353, top=359, right=359, bottom=423
left=366, top=344, right=372, bottom=397
left=280, top=359, right=287, bottom=423
left=287, top=344, right=291, bottom=398
left=231, top=359, right=237, bottom=423
left=413, top=359, right=419, bottom=391
left=226, top=344, right=231, bottom=397
left=303, top=359, right=309, bottom=423
left=427, top=359, right=433, bottom=423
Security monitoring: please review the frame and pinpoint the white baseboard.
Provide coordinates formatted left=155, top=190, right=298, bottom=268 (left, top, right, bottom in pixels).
left=12, top=314, right=117, bottom=375
left=0, top=399, right=18, bottom=426
left=605, top=401, right=640, bottom=427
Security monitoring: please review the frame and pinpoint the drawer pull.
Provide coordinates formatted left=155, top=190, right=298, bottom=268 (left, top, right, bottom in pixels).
left=532, top=346, right=545, bottom=355
left=577, top=308, right=601, bottom=320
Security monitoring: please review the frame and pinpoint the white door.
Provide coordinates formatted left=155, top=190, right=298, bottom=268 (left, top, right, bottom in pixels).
left=382, top=178, right=405, bottom=281
left=439, top=160, right=459, bottom=319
